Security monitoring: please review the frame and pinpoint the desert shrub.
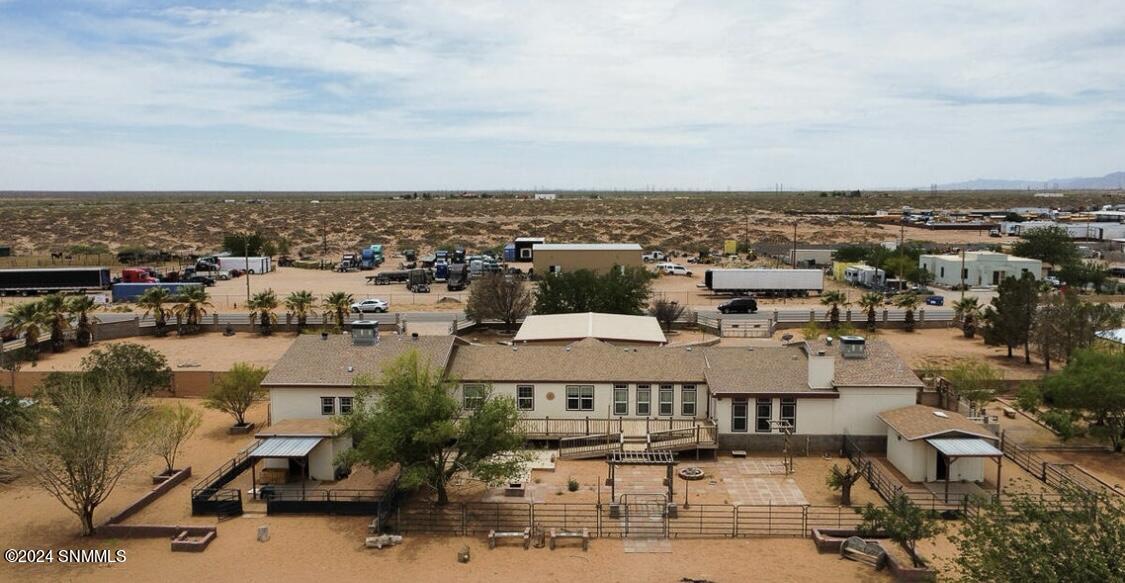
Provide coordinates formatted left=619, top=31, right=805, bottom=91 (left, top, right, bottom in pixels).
left=1039, top=409, right=1082, bottom=441
left=1016, top=384, right=1042, bottom=412
left=567, top=478, right=579, bottom=492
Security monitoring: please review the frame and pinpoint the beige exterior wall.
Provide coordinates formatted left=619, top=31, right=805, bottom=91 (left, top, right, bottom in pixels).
left=714, top=396, right=833, bottom=434
left=269, top=387, right=356, bottom=422
left=455, top=381, right=709, bottom=419
left=886, top=426, right=987, bottom=483
left=712, top=387, right=916, bottom=436
left=532, top=248, right=643, bottom=274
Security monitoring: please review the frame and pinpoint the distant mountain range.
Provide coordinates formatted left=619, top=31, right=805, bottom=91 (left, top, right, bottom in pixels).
left=937, top=171, right=1125, bottom=190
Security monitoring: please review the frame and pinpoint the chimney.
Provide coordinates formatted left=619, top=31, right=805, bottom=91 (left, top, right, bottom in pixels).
left=807, top=350, right=834, bottom=389
left=351, top=320, right=379, bottom=346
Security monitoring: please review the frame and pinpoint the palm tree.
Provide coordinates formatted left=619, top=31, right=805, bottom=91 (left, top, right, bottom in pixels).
left=858, top=292, right=884, bottom=333
left=247, top=289, right=279, bottom=336
left=952, top=296, right=982, bottom=339
left=285, top=290, right=317, bottom=331
left=66, top=295, right=100, bottom=347
left=893, top=291, right=921, bottom=332
left=322, top=291, right=353, bottom=330
left=3, top=301, right=44, bottom=358
left=173, top=286, right=213, bottom=335
left=820, top=290, right=850, bottom=328
left=39, top=294, right=71, bottom=352
left=136, top=286, right=173, bottom=337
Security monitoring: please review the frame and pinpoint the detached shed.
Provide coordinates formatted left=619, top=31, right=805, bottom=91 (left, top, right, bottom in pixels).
left=878, top=405, right=1002, bottom=495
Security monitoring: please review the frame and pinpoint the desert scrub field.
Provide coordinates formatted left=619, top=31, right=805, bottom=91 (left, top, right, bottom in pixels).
left=0, top=190, right=1118, bottom=258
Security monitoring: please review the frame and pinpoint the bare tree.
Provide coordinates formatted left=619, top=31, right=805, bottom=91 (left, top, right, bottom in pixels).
left=143, top=403, right=202, bottom=475
left=648, top=298, right=688, bottom=332
left=465, top=273, right=533, bottom=332
left=2, top=375, right=151, bottom=535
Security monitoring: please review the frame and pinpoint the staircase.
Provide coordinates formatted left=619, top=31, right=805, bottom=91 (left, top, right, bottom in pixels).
left=558, top=433, right=623, bottom=460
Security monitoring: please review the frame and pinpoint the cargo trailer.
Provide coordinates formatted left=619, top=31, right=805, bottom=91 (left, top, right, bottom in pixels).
left=0, top=267, right=112, bottom=295
left=704, top=268, right=823, bottom=296
left=111, top=282, right=202, bottom=303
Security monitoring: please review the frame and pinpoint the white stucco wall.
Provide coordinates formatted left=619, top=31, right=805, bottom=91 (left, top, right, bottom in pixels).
left=920, top=255, right=1041, bottom=288
left=269, top=387, right=357, bottom=422
left=835, top=387, right=919, bottom=435
left=713, top=397, right=835, bottom=434
left=923, top=444, right=986, bottom=483
left=886, top=427, right=927, bottom=482
left=455, top=382, right=709, bottom=419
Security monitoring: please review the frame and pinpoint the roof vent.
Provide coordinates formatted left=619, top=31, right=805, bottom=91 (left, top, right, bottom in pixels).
left=347, top=365, right=354, bottom=373
left=839, top=336, right=867, bottom=359
left=411, top=332, right=419, bottom=340
left=351, top=320, right=379, bottom=346
left=321, top=332, right=328, bottom=341
left=686, top=346, right=692, bottom=352
left=565, top=346, right=571, bottom=352
left=512, top=345, right=517, bottom=351
left=817, top=350, right=826, bottom=356
left=825, top=336, right=834, bottom=346
left=933, top=411, right=949, bottom=418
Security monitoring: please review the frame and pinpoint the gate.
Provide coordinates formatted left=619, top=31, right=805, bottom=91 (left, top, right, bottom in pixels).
left=620, top=494, right=668, bottom=538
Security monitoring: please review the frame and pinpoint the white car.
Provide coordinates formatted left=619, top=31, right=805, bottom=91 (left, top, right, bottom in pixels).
left=350, top=298, right=389, bottom=313
left=656, top=263, right=693, bottom=276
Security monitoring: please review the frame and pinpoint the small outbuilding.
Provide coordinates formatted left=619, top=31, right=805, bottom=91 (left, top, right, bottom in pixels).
left=879, top=405, right=1002, bottom=497
left=532, top=243, right=643, bottom=275
left=918, top=251, right=1041, bottom=288
left=513, top=312, right=667, bottom=346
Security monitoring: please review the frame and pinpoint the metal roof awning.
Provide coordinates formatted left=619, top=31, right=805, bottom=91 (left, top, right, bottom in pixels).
left=926, top=438, right=1002, bottom=458
left=249, top=436, right=323, bottom=459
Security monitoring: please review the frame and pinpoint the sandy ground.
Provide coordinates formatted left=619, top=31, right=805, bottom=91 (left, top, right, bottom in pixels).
left=25, top=332, right=296, bottom=372
left=866, top=328, right=1046, bottom=381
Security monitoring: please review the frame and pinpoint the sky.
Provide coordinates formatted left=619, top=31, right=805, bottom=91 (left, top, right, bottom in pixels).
left=0, top=0, right=1123, bottom=191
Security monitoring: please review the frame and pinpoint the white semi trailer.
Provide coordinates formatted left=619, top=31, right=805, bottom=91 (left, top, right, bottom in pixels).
left=198, top=256, right=272, bottom=274
left=704, top=268, right=823, bottom=296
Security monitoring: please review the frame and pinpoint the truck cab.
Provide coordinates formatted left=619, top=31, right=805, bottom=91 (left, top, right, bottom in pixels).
left=121, top=268, right=158, bottom=283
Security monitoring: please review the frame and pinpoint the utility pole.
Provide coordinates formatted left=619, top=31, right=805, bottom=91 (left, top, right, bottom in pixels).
left=792, top=222, right=798, bottom=268
left=960, top=248, right=966, bottom=301
left=245, top=237, right=251, bottom=304
left=320, top=217, right=327, bottom=270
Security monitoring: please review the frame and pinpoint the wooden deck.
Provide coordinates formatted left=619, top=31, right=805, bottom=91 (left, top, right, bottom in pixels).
left=550, top=419, right=718, bottom=460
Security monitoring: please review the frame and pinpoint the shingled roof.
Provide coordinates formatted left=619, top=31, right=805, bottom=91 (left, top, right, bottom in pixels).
left=447, top=341, right=706, bottom=383
left=702, top=346, right=825, bottom=396
left=878, top=405, right=996, bottom=441
left=262, top=334, right=456, bottom=387
left=806, top=339, right=923, bottom=388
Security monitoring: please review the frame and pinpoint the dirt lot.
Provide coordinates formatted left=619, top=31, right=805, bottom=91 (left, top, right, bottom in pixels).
left=25, top=332, right=296, bottom=372
left=870, top=328, right=1046, bottom=381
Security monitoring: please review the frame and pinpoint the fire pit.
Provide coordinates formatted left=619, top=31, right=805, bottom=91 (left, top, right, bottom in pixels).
left=678, top=467, right=705, bottom=481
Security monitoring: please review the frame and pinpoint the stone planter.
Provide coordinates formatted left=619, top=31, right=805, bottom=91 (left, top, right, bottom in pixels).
left=151, top=469, right=178, bottom=485
left=229, top=422, right=255, bottom=435
left=810, top=529, right=936, bottom=582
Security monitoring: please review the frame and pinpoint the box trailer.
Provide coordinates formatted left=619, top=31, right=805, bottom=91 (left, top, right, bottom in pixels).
left=198, top=256, right=272, bottom=274
left=0, top=267, right=112, bottom=295
left=704, top=268, right=823, bottom=296
left=111, top=282, right=202, bottom=303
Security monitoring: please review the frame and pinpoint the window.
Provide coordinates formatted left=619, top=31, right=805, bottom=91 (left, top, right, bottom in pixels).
left=320, top=397, right=335, bottom=416
left=961, top=268, right=969, bottom=280
left=520, top=248, right=532, bottom=259
left=732, top=399, right=748, bottom=432
left=566, top=385, right=594, bottom=411
left=613, top=384, right=629, bottom=416
left=516, top=385, right=535, bottom=411
left=636, top=385, right=651, bottom=416
left=658, top=384, right=674, bottom=416
left=463, top=384, right=486, bottom=410
left=780, top=398, right=796, bottom=432
left=939, top=266, right=945, bottom=278
left=755, top=398, right=772, bottom=433
left=681, top=385, right=697, bottom=416
left=549, top=265, right=562, bottom=274
left=339, top=396, right=353, bottom=415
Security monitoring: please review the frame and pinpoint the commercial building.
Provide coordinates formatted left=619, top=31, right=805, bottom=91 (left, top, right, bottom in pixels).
left=918, top=251, right=1041, bottom=288
left=532, top=243, right=643, bottom=275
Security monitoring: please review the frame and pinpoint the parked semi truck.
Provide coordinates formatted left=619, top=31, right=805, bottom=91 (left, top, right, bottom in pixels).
left=360, top=245, right=385, bottom=269
left=447, top=264, right=468, bottom=291
left=704, top=268, right=824, bottom=296
left=0, top=267, right=112, bottom=295
left=111, top=282, right=202, bottom=303
left=197, top=256, right=272, bottom=274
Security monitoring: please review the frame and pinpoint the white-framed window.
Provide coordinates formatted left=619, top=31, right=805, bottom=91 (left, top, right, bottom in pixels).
left=636, top=385, right=651, bottom=416
left=549, top=265, right=563, bottom=274
left=780, top=397, right=796, bottom=432
left=658, top=384, right=674, bottom=416
left=732, top=399, right=748, bottom=432
left=613, top=384, right=628, bottom=416
left=566, top=385, right=594, bottom=411
left=516, top=385, right=535, bottom=411
left=755, top=398, right=772, bottom=433
left=520, top=248, right=532, bottom=259
left=463, top=384, right=486, bottom=410
left=681, top=385, right=697, bottom=416
left=339, top=396, right=353, bottom=415
left=320, top=397, right=335, bottom=416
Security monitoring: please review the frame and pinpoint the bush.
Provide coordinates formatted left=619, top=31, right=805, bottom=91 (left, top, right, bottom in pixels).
left=1015, top=384, right=1042, bottom=412
left=1039, top=409, right=1082, bottom=441
left=567, top=477, right=579, bottom=492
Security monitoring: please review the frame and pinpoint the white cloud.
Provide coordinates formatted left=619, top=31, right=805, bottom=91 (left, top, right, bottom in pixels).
left=0, top=0, right=1122, bottom=189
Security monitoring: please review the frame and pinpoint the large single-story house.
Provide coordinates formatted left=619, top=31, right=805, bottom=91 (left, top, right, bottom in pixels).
left=263, top=327, right=927, bottom=462
left=918, top=251, right=1041, bottom=288
left=513, top=312, right=667, bottom=346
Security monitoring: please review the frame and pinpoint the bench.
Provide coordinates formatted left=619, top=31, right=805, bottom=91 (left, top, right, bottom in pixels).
left=1002, top=406, right=1017, bottom=419
left=488, top=528, right=530, bottom=550
left=549, top=528, right=589, bottom=551
left=731, top=450, right=747, bottom=458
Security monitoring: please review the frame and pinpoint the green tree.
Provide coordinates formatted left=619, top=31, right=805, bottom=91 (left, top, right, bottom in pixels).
left=1040, top=349, right=1125, bottom=451
left=893, top=291, right=920, bottom=332
left=39, top=294, right=71, bottom=353
left=856, top=493, right=944, bottom=568
left=142, top=403, right=202, bottom=474
left=322, top=291, right=353, bottom=330
left=648, top=298, right=688, bottom=332
left=858, top=292, right=883, bottom=333
left=341, top=351, right=526, bottom=505
left=203, top=362, right=268, bottom=428
left=951, top=487, right=1125, bottom=582
left=81, top=342, right=173, bottom=398
left=136, top=286, right=174, bottom=337
left=944, top=360, right=1000, bottom=415
left=172, top=286, right=213, bottom=335
left=1, top=374, right=151, bottom=535
left=284, top=290, right=317, bottom=331
left=465, top=273, right=533, bottom=332
left=222, top=231, right=268, bottom=257
left=534, top=267, right=652, bottom=315
left=951, top=296, right=982, bottom=339
left=66, top=295, right=99, bottom=347
left=247, top=289, right=279, bottom=336
left=833, top=244, right=875, bottom=263
left=1012, top=226, right=1080, bottom=266
left=1032, top=290, right=1121, bottom=371
left=820, top=290, right=850, bottom=328
left=2, top=302, right=44, bottom=359
left=826, top=463, right=865, bottom=506
left=982, top=273, right=1038, bottom=363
